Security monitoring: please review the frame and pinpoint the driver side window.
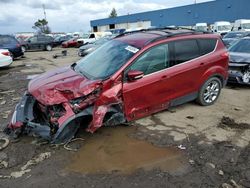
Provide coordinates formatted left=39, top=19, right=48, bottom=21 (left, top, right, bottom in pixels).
left=129, top=44, right=169, bottom=75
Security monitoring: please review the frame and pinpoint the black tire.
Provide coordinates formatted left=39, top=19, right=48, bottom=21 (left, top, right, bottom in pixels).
left=45, top=44, right=52, bottom=51
left=196, top=77, right=222, bottom=106
left=9, top=52, right=14, bottom=60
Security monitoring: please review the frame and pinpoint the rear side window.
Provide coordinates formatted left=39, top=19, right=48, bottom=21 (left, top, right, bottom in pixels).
left=0, top=36, right=17, bottom=45
left=198, top=39, right=217, bottom=55
left=172, top=39, right=200, bottom=65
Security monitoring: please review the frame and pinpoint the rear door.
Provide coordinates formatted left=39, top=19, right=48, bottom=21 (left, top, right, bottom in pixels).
left=29, top=36, right=38, bottom=49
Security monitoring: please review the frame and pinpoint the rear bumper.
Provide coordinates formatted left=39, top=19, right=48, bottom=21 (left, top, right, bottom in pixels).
left=9, top=47, right=24, bottom=58
left=228, top=70, right=250, bottom=85
left=0, top=57, right=13, bottom=67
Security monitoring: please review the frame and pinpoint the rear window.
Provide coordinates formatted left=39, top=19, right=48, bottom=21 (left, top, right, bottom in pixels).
left=0, top=36, right=18, bottom=45
left=173, top=39, right=200, bottom=65
left=198, top=39, right=217, bottom=55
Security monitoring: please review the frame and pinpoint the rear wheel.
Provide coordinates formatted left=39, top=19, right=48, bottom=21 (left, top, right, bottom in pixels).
left=21, top=46, right=26, bottom=53
left=45, top=45, right=52, bottom=51
left=196, top=77, right=222, bottom=106
left=9, top=52, right=14, bottom=60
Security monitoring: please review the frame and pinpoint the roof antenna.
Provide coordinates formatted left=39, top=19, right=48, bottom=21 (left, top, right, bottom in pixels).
left=42, top=4, right=47, bottom=20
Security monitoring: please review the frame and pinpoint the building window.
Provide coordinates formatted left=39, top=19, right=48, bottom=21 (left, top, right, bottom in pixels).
left=93, top=26, right=98, bottom=32
left=109, top=24, right=115, bottom=29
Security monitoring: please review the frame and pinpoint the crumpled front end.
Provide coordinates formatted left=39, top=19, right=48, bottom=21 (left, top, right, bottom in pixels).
left=228, top=63, right=250, bottom=85
left=5, top=71, right=126, bottom=144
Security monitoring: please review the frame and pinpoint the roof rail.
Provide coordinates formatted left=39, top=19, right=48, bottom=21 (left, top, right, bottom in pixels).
left=145, top=30, right=213, bottom=46
left=114, top=26, right=211, bottom=38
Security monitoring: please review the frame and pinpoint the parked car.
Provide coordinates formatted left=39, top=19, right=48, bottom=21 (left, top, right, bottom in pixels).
left=76, top=32, right=112, bottom=47
left=5, top=28, right=228, bottom=144
left=195, top=23, right=208, bottom=32
left=213, top=21, right=232, bottom=36
left=0, top=49, right=13, bottom=68
left=78, top=36, right=112, bottom=57
left=228, top=37, right=250, bottom=85
left=22, top=35, right=54, bottom=51
left=233, top=19, right=250, bottom=31
left=61, top=37, right=79, bottom=48
left=223, top=31, right=250, bottom=47
left=0, top=35, right=23, bottom=59
left=53, top=35, right=73, bottom=46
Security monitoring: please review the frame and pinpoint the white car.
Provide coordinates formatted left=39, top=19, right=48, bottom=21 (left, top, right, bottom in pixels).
left=0, top=49, right=13, bottom=68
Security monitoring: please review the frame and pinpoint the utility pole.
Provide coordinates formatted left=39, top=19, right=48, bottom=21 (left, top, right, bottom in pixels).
left=42, top=4, right=47, bottom=20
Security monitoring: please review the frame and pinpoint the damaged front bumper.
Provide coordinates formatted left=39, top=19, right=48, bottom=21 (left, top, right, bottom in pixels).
left=5, top=89, right=126, bottom=144
left=228, top=63, right=250, bottom=85
left=5, top=93, right=91, bottom=144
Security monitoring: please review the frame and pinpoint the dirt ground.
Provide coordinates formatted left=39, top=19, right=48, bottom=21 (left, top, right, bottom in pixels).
left=0, top=48, right=250, bottom=188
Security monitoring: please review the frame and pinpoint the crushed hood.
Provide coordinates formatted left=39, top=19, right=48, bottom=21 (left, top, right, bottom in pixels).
left=230, top=52, right=250, bottom=64
left=28, top=66, right=102, bottom=105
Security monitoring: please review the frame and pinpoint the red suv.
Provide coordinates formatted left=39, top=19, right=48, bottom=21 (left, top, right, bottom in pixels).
left=6, top=28, right=229, bottom=143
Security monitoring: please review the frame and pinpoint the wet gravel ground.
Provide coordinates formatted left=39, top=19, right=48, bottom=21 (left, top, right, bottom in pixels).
left=0, top=49, right=249, bottom=188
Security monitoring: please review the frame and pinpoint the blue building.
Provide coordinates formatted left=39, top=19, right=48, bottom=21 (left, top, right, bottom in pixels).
left=90, top=0, right=250, bottom=32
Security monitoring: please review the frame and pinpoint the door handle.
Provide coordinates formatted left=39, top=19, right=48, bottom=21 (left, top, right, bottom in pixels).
left=200, top=62, right=205, bottom=66
left=161, top=75, right=169, bottom=80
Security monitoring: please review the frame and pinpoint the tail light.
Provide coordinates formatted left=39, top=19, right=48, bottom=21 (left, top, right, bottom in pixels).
left=1, top=51, right=10, bottom=56
left=221, top=51, right=229, bottom=58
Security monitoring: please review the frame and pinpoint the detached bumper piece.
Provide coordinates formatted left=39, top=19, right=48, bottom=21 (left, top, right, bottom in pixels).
left=228, top=63, right=250, bottom=85
left=5, top=93, right=51, bottom=140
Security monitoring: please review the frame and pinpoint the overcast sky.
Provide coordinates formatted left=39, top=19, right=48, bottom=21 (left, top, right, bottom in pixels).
left=0, top=0, right=213, bottom=34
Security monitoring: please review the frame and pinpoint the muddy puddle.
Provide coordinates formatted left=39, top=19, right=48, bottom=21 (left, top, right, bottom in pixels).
left=67, top=126, right=186, bottom=175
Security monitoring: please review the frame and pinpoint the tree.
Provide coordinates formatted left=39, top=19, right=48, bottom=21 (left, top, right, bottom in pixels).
left=32, top=19, right=51, bottom=34
left=109, top=8, right=117, bottom=18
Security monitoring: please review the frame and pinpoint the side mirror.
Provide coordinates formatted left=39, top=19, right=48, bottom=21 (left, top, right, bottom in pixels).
left=127, top=70, right=144, bottom=81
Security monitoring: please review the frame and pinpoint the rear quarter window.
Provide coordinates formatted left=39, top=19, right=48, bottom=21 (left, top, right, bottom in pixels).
left=198, top=39, right=217, bottom=55
left=173, top=39, right=200, bottom=65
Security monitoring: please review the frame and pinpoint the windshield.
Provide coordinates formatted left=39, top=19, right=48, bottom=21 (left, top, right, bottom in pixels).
left=94, top=38, right=110, bottom=45
left=74, top=40, right=138, bottom=80
left=196, top=26, right=207, bottom=31
left=224, top=32, right=244, bottom=38
left=242, top=23, right=250, bottom=29
left=229, top=39, right=250, bottom=53
left=218, top=25, right=231, bottom=31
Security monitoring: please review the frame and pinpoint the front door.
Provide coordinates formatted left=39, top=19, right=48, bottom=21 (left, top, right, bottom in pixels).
left=122, top=43, right=171, bottom=121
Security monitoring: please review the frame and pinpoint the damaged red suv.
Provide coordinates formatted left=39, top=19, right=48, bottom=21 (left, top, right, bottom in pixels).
left=6, top=28, right=229, bottom=144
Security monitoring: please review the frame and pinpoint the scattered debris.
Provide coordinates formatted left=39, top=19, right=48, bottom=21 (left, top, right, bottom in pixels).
left=0, top=137, right=10, bottom=151
left=230, top=179, right=243, bottom=188
left=177, top=144, right=186, bottom=150
left=189, top=159, right=195, bottom=165
left=0, top=152, right=51, bottom=179
left=27, top=74, right=39, bottom=80
left=218, top=116, right=250, bottom=130
left=53, top=50, right=67, bottom=59
left=186, top=116, right=194, bottom=119
left=0, top=90, right=15, bottom=94
left=221, top=183, right=233, bottom=188
left=0, top=100, right=6, bottom=105
left=2, top=110, right=11, bottom=119
left=219, top=170, right=224, bottom=176
left=0, top=161, right=8, bottom=168
left=63, top=138, right=85, bottom=152
left=205, top=162, right=216, bottom=169
left=234, top=108, right=241, bottom=111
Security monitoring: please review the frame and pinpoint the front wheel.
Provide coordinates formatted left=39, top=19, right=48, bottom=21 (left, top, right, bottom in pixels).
left=45, top=45, right=52, bottom=51
left=196, top=77, right=222, bottom=106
